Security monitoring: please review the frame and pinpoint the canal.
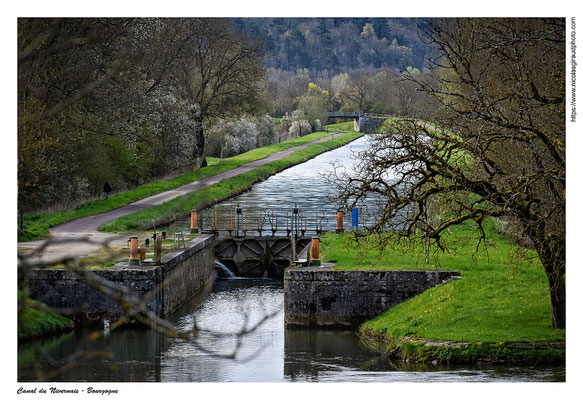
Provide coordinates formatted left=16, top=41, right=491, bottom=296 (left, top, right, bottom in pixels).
left=198, top=135, right=381, bottom=234
left=18, top=279, right=565, bottom=382
left=17, top=136, right=565, bottom=382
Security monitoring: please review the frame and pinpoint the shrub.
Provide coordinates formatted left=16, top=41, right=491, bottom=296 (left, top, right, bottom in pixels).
left=207, top=116, right=267, bottom=158
left=222, top=117, right=259, bottom=157
left=313, top=119, right=322, bottom=132
left=255, top=114, right=277, bottom=147
left=205, top=118, right=230, bottom=158
left=289, top=119, right=312, bottom=137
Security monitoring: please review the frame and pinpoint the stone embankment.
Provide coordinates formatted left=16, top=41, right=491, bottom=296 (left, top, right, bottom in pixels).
left=360, top=330, right=566, bottom=365
left=21, top=234, right=217, bottom=323
left=284, top=264, right=461, bottom=328
left=283, top=263, right=564, bottom=365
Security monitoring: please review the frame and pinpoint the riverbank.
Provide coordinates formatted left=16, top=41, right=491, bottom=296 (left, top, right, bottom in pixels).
left=99, top=131, right=362, bottom=232
left=359, top=330, right=565, bottom=365
left=319, top=221, right=565, bottom=365
left=18, top=292, right=74, bottom=341
left=18, top=131, right=362, bottom=337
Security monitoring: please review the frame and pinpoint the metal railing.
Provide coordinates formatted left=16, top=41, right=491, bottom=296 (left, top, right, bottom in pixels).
left=327, top=111, right=363, bottom=118
left=173, top=227, right=186, bottom=249
left=327, top=112, right=392, bottom=119
left=197, top=205, right=330, bottom=238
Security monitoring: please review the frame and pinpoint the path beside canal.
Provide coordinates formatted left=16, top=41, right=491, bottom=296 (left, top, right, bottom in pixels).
left=20, top=133, right=348, bottom=263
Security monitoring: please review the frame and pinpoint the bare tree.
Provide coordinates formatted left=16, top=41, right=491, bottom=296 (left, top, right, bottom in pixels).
left=164, top=18, right=266, bottom=166
left=332, top=18, right=565, bottom=329
left=340, top=71, right=378, bottom=113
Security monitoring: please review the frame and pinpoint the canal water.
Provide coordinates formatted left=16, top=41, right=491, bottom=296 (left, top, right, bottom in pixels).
left=195, top=135, right=384, bottom=234
left=18, top=279, right=565, bottom=382
left=17, top=136, right=565, bottom=382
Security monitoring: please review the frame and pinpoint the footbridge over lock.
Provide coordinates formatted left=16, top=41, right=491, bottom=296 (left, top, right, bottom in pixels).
left=191, top=205, right=347, bottom=278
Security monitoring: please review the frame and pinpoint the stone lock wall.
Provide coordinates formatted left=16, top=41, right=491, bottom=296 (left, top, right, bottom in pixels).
left=21, top=267, right=161, bottom=323
left=158, top=235, right=215, bottom=316
left=284, top=265, right=461, bottom=328
left=21, top=234, right=216, bottom=323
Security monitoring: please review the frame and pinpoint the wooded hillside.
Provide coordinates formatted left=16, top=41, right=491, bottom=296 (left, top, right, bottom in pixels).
left=234, top=18, right=434, bottom=74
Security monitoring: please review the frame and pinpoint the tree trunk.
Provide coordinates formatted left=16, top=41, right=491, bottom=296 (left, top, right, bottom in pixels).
left=545, top=268, right=566, bottom=329
left=193, top=113, right=206, bottom=168
left=536, top=237, right=566, bottom=329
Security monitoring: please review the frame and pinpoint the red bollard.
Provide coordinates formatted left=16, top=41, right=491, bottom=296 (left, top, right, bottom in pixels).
left=310, top=237, right=321, bottom=266
left=129, top=236, right=139, bottom=265
left=336, top=210, right=344, bottom=233
left=190, top=210, right=199, bottom=233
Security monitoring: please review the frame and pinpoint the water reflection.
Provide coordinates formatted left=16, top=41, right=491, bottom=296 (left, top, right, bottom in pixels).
left=18, top=279, right=565, bottom=382
left=160, top=279, right=284, bottom=382
left=284, top=328, right=396, bottom=381
left=18, top=328, right=165, bottom=382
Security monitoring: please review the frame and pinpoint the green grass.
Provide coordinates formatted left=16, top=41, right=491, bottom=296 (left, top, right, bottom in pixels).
left=325, top=121, right=355, bottom=131
left=19, top=132, right=332, bottom=242
left=205, top=157, right=220, bottom=166
left=18, top=293, right=74, bottom=340
left=99, top=132, right=363, bottom=232
left=320, top=221, right=565, bottom=345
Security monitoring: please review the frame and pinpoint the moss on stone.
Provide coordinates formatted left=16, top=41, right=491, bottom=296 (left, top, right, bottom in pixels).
left=360, top=328, right=565, bottom=365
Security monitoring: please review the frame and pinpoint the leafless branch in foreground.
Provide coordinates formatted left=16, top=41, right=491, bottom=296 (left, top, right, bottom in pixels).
left=19, top=234, right=282, bottom=381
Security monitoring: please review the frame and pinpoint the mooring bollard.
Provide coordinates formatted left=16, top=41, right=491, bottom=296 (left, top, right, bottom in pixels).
left=293, top=204, right=299, bottom=236
left=129, top=236, right=139, bottom=265
left=190, top=210, right=198, bottom=233
left=336, top=210, right=344, bottom=233
left=310, top=237, right=321, bottom=266
left=155, top=235, right=162, bottom=265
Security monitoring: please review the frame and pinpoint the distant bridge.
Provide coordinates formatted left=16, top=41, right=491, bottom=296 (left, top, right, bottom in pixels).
left=327, top=112, right=390, bottom=118
left=327, top=111, right=364, bottom=118
left=327, top=112, right=389, bottom=132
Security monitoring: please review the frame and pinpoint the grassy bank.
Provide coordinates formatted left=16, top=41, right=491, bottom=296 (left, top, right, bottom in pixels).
left=19, top=131, right=336, bottom=242
left=319, top=221, right=565, bottom=364
left=100, top=131, right=363, bottom=232
left=18, top=293, right=74, bottom=340
left=325, top=121, right=356, bottom=131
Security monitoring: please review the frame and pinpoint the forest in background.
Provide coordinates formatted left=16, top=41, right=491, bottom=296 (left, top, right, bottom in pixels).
left=18, top=18, right=435, bottom=215
left=234, top=18, right=434, bottom=74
